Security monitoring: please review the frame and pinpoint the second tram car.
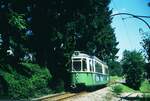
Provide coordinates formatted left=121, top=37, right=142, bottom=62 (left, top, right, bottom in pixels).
left=70, top=51, right=109, bottom=89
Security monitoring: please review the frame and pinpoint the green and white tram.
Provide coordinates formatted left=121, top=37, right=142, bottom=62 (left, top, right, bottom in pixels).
left=70, top=51, right=109, bottom=89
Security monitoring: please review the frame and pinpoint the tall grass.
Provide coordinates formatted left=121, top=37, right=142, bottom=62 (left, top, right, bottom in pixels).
left=140, top=80, right=150, bottom=93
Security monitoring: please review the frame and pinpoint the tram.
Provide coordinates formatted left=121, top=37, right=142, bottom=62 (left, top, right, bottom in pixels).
left=70, top=51, right=109, bottom=89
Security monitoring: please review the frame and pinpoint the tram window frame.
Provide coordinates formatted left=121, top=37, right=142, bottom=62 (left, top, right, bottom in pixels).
left=72, top=58, right=81, bottom=71
left=82, top=58, right=87, bottom=71
left=89, top=60, right=93, bottom=72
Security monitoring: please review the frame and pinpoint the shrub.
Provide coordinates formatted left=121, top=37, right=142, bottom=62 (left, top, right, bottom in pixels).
left=140, top=80, right=150, bottom=93
left=111, top=84, right=123, bottom=95
left=121, top=50, right=145, bottom=90
left=1, top=63, right=52, bottom=99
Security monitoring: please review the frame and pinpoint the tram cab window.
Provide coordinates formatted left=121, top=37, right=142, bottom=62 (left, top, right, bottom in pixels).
left=72, top=58, right=87, bottom=71
left=72, top=58, right=81, bottom=71
left=82, top=59, right=87, bottom=71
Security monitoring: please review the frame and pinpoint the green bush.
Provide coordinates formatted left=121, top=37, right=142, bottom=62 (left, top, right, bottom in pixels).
left=0, top=63, right=52, bottom=99
left=111, top=84, right=123, bottom=95
left=140, top=80, right=150, bottom=93
left=121, top=50, right=145, bottom=90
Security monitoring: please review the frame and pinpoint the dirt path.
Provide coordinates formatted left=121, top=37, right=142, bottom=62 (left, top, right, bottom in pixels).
left=32, top=86, right=149, bottom=101
left=62, top=87, right=122, bottom=101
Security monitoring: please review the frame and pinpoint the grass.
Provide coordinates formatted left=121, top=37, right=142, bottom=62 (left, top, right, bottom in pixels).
left=111, top=83, right=135, bottom=94
left=140, top=80, right=150, bottom=93
left=118, top=84, right=135, bottom=92
left=109, top=77, right=150, bottom=100
left=109, top=76, right=150, bottom=93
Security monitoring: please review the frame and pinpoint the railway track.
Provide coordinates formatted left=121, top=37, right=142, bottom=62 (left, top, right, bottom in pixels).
left=32, top=86, right=107, bottom=101
left=33, top=92, right=87, bottom=101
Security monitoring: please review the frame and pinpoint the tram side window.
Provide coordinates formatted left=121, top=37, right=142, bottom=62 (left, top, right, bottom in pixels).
left=89, top=60, right=92, bottom=71
left=105, top=68, right=109, bottom=74
left=95, top=62, right=102, bottom=73
left=82, top=59, right=87, bottom=71
left=72, top=60, right=81, bottom=71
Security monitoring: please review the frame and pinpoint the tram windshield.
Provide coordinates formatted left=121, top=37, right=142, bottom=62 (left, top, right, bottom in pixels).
left=72, top=58, right=87, bottom=71
left=72, top=61, right=81, bottom=71
left=72, top=58, right=81, bottom=71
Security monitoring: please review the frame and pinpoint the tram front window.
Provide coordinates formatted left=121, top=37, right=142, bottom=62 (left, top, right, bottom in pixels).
left=72, top=61, right=81, bottom=71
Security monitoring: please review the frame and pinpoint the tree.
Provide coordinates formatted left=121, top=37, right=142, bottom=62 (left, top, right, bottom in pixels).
left=121, top=50, right=145, bottom=90
left=141, top=32, right=150, bottom=62
left=30, top=0, right=119, bottom=88
left=70, top=0, right=119, bottom=61
left=108, top=60, right=122, bottom=76
left=0, top=0, right=28, bottom=64
left=0, top=0, right=119, bottom=90
left=145, top=63, right=150, bottom=81
left=141, top=32, right=150, bottom=80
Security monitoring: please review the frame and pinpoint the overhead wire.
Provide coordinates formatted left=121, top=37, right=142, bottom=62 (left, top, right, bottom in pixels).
left=111, top=0, right=134, bottom=49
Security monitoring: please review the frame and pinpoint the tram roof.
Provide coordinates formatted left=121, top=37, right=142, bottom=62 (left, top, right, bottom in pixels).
left=72, top=51, right=107, bottom=65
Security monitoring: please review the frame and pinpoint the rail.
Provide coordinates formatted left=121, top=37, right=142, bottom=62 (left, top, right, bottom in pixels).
left=32, top=92, right=87, bottom=101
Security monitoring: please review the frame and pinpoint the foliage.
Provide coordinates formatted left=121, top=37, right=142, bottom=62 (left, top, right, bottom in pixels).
left=108, top=60, right=122, bottom=76
left=140, top=80, right=150, bottom=93
left=141, top=32, right=150, bottom=80
left=121, top=50, right=145, bottom=90
left=30, top=0, right=118, bottom=87
left=0, top=63, right=52, bottom=99
left=145, top=63, right=150, bottom=81
left=0, top=0, right=119, bottom=97
left=111, top=84, right=123, bottom=95
left=8, top=11, right=27, bottom=30
left=111, top=83, right=135, bottom=95
left=141, top=32, right=150, bottom=62
left=0, top=0, right=29, bottom=64
left=110, top=76, right=122, bottom=81
left=108, top=76, right=122, bottom=86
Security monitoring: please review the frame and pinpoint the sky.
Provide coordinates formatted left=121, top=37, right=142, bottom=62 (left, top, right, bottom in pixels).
left=109, top=0, right=150, bottom=60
